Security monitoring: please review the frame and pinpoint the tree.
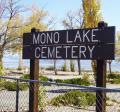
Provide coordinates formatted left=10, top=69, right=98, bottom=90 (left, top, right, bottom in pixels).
left=116, top=31, right=120, bottom=60
left=0, top=0, right=25, bottom=74
left=0, top=0, right=53, bottom=74
left=62, top=11, right=75, bottom=72
left=82, top=0, right=101, bottom=79
left=82, top=0, right=101, bottom=28
left=107, top=60, right=112, bottom=74
left=62, top=10, right=83, bottom=74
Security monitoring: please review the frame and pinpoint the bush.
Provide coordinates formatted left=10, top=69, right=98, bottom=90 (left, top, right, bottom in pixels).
left=61, top=63, right=67, bottom=71
left=46, top=66, right=54, bottom=70
left=82, top=73, right=90, bottom=82
left=38, top=86, right=47, bottom=111
left=39, top=76, right=50, bottom=81
left=0, top=80, right=5, bottom=89
left=108, top=73, right=120, bottom=79
left=21, top=74, right=51, bottom=82
left=0, top=65, right=4, bottom=75
left=50, top=91, right=95, bottom=107
left=55, top=78, right=90, bottom=86
left=21, top=74, right=30, bottom=79
left=17, top=66, right=23, bottom=71
left=55, top=79, right=63, bottom=83
left=108, top=73, right=120, bottom=84
left=110, top=79, right=120, bottom=84
left=4, top=81, right=28, bottom=91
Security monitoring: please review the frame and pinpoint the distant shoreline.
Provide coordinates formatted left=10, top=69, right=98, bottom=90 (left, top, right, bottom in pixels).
left=3, top=54, right=120, bottom=72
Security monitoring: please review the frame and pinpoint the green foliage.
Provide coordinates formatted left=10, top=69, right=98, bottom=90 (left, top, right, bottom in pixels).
left=4, top=81, right=28, bottom=91
left=46, top=66, right=54, bottom=71
left=0, top=65, right=4, bottom=76
left=0, top=79, right=5, bottom=89
left=83, top=0, right=101, bottom=28
left=55, top=79, right=63, bottom=83
left=110, top=79, right=120, bottom=84
left=55, top=78, right=90, bottom=86
left=21, top=74, right=90, bottom=85
left=82, top=72, right=90, bottom=82
left=17, top=66, right=22, bottom=71
left=61, top=63, right=67, bottom=71
left=82, top=0, right=101, bottom=80
left=108, top=73, right=120, bottom=84
left=108, top=73, right=120, bottom=79
left=21, top=74, right=50, bottom=81
left=21, top=74, right=30, bottom=79
left=50, top=91, right=95, bottom=107
left=0, top=4, right=49, bottom=71
left=39, top=76, right=50, bottom=81
left=38, top=86, right=47, bottom=111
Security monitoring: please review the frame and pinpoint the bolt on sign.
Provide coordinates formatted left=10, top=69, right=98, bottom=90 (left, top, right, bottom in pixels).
left=23, top=26, right=115, bottom=60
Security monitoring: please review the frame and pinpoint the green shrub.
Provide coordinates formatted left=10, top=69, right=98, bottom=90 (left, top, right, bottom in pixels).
left=50, top=91, right=95, bottom=107
left=4, top=81, right=28, bottom=91
left=17, top=66, right=22, bottom=71
left=82, top=73, right=90, bottom=82
left=39, top=76, right=50, bottom=81
left=0, top=65, right=4, bottom=76
left=108, top=73, right=120, bottom=79
left=55, top=78, right=90, bottom=86
left=110, top=79, right=120, bottom=84
left=21, top=74, right=30, bottom=79
left=38, top=86, right=47, bottom=111
left=0, top=80, right=5, bottom=89
left=21, top=74, right=51, bottom=82
left=108, top=73, right=120, bottom=84
left=55, top=79, right=63, bottom=83
left=61, top=64, right=67, bottom=71
left=46, top=66, right=54, bottom=70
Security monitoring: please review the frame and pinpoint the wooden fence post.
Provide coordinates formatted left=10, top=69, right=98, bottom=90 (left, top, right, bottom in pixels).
left=96, top=21, right=107, bottom=112
left=29, top=28, right=39, bottom=112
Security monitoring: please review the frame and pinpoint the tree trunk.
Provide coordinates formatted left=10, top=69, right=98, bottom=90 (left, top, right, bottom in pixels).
left=65, top=60, right=70, bottom=71
left=109, top=63, right=111, bottom=74
left=54, top=59, right=57, bottom=75
left=92, top=60, right=97, bottom=81
left=70, top=60, right=75, bottom=72
left=18, top=51, right=23, bottom=70
left=0, top=50, right=3, bottom=75
left=0, top=54, right=3, bottom=67
left=108, top=61, right=112, bottom=74
left=78, top=59, right=81, bottom=75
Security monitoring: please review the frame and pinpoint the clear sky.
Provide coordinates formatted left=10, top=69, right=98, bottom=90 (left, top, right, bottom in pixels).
left=20, top=0, right=120, bottom=31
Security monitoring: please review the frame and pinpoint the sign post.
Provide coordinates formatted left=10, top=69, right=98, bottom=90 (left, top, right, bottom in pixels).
left=29, top=28, right=39, bottom=112
left=22, top=22, right=115, bottom=112
left=96, top=21, right=108, bottom=112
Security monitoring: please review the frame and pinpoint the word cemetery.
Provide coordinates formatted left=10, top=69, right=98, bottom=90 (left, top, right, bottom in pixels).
left=23, top=26, right=115, bottom=59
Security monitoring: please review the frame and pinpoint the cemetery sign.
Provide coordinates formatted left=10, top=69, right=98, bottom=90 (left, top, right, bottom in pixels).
left=23, top=26, right=115, bottom=59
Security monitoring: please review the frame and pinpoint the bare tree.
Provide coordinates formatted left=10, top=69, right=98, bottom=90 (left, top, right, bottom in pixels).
left=0, top=0, right=25, bottom=71
left=62, top=10, right=83, bottom=75
left=107, top=60, right=112, bottom=74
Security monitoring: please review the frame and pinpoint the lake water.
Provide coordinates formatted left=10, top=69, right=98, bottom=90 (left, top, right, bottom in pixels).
left=3, top=54, right=120, bottom=72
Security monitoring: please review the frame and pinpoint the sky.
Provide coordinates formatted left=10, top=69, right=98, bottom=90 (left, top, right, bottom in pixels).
left=20, top=0, right=120, bottom=31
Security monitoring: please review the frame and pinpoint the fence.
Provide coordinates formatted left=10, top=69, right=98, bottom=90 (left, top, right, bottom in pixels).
left=0, top=76, right=120, bottom=112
